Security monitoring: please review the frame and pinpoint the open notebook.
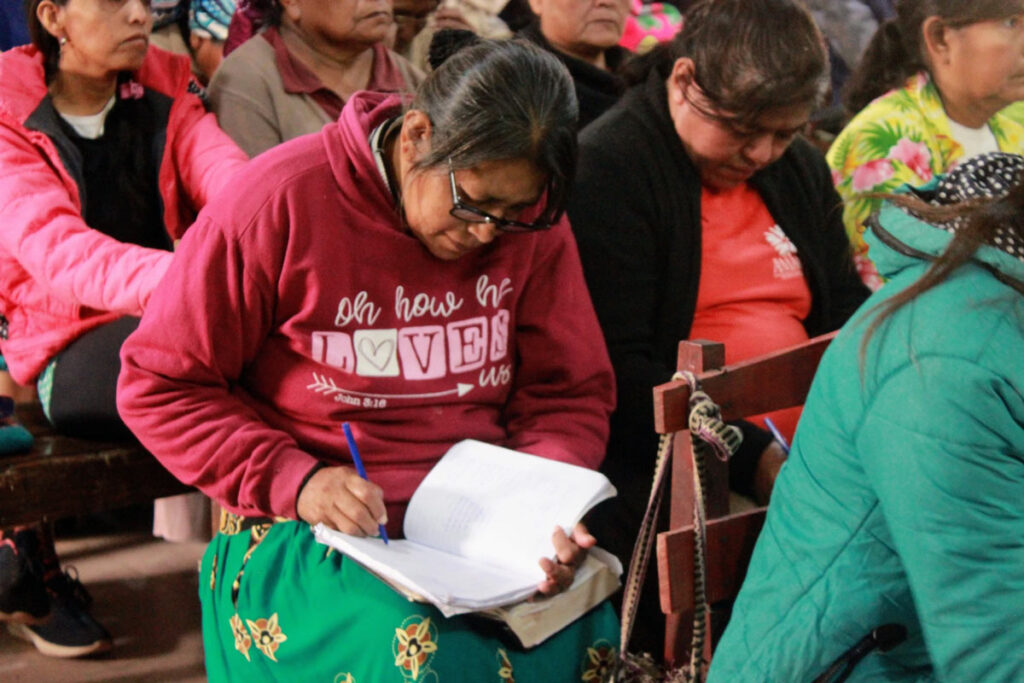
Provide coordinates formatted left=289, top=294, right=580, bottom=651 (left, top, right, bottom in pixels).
left=313, top=439, right=619, bottom=622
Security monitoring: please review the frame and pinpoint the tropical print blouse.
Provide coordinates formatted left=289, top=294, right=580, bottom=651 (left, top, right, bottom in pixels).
left=827, top=72, right=1024, bottom=289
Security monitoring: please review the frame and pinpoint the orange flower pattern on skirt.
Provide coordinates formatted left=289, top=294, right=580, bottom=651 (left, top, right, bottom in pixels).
left=210, top=552, right=217, bottom=591
left=247, top=612, right=288, bottom=662
left=393, top=615, right=439, bottom=681
left=497, top=647, right=515, bottom=681
left=580, top=639, right=616, bottom=681
left=204, top=519, right=619, bottom=681
left=229, top=613, right=252, bottom=661
left=219, top=510, right=243, bottom=535
left=231, top=522, right=274, bottom=610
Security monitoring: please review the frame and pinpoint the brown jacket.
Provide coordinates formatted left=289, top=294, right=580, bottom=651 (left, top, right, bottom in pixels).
left=209, top=33, right=423, bottom=157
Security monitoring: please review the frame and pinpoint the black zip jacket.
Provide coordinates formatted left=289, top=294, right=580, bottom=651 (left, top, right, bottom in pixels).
left=569, top=68, right=869, bottom=514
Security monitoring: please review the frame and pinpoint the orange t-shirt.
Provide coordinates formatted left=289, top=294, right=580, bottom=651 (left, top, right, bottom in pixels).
left=688, top=183, right=812, bottom=442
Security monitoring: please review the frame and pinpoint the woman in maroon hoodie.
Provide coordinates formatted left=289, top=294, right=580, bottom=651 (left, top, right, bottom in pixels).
left=118, top=32, right=619, bottom=680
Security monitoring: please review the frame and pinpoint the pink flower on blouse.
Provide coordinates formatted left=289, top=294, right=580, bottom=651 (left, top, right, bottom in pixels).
left=831, top=168, right=843, bottom=187
left=887, top=138, right=933, bottom=181
left=855, top=253, right=884, bottom=292
left=851, top=158, right=895, bottom=192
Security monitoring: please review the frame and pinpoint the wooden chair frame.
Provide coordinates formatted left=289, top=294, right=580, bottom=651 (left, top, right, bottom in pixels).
left=652, top=332, right=836, bottom=665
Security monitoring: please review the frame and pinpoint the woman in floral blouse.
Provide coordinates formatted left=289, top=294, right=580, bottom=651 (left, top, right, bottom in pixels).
left=828, top=0, right=1024, bottom=289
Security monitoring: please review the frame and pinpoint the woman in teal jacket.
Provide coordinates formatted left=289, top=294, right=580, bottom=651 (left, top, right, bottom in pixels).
left=709, top=152, right=1024, bottom=682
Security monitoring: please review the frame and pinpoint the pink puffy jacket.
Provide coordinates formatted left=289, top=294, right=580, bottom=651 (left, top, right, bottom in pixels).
left=0, top=44, right=247, bottom=385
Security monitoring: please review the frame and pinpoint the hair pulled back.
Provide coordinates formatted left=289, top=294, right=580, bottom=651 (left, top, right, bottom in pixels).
left=236, top=0, right=282, bottom=29
left=845, top=0, right=1022, bottom=113
left=412, top=30, right=579, bottom=227
left=25, top=0, right=67, bottom=81
left=622, top=0, right=828, bottom=124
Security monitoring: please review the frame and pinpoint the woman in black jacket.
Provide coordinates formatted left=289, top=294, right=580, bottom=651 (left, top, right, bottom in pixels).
left=517, top=0, right=630, bottom=129
left=569, top=0, right=870, bottom=655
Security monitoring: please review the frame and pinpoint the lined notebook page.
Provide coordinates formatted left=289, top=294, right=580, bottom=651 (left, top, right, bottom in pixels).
left=402, top=440, right=615, bottom=578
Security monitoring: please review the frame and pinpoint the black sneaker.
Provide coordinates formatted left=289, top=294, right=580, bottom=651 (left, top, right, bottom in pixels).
left=0, top=535, right=49, bottom=624
left=7, top=567, right=112, bottom=658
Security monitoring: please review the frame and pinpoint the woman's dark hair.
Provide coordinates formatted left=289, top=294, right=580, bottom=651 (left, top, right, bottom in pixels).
left=845, top=0, right=1022, bottom=113
left=862, top=174, right=1024, bottom=351
left=25, top=0, right=64, bottom=81
left=222, top=0, right=282, bottom=57
left=248, top=0, right=282, bottom=28
left=411, top=30, right=579, bottom=227
left=621, top=0, right=828, bottom=124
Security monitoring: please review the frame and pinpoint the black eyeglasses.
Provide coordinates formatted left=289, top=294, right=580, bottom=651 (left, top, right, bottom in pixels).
left=447, top=159, right=552, bottom=233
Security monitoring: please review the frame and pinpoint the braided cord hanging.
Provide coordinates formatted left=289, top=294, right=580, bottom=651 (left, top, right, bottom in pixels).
left=614, top=372, right=742, bottom=682
left=619, top=430, right=675, bottom=651
left=683, top=375, right=743, bottom=679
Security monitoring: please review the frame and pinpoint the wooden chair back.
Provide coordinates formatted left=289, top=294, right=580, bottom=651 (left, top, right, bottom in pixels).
left=652, top=332, right=836, bottom=665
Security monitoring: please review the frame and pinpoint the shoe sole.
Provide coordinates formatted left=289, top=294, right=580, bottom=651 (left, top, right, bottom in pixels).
left=0, top=610, right=50, bottom=626
left=6, top=622, right=112, bottom=658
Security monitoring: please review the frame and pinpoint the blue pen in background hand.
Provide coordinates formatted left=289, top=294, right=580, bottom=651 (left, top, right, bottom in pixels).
left=763, top=417, right=791, bottom=455
left=341, top=422, right=389, bottom=545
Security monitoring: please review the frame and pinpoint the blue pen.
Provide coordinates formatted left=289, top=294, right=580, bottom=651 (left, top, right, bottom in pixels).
left=763, top=417, right=791, bottom=455
left=341, top=422, right=389, bottom=545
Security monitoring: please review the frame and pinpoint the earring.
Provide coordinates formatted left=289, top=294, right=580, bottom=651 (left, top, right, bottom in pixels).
left=59, top=36, right=67, bottom=47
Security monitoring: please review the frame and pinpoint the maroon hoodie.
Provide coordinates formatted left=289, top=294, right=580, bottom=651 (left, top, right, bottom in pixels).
left=117, top=91, right=615, bottom=532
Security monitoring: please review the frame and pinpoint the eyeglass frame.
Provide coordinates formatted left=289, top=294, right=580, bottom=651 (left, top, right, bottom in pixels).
left=447, top=158, right=553, bottom=233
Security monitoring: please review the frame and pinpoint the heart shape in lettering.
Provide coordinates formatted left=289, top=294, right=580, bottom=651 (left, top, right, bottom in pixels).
left=358, top=338, right=395, bottom=371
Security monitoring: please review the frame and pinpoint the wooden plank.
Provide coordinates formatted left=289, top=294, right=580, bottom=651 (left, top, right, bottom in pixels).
left=0, top=403, right=190, bottom=526
left=666, top=341, right=728, bottom=528
left=0, top=445, right=190, bottom=527
left=662, top=340, right=726, bottom=664
left=654, top=340, right=720, bottom=442
left=663, top=613, right=688, bottom=667
left=676, top=340, right=725, bottom=381
left=669, top=433, right=729, bottom=529
left=656, top=509, right=766, bottom=614
left=652, top=331, right=837, bottom=433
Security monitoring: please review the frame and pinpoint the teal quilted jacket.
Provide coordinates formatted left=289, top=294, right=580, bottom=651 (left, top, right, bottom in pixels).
left=708, top=188, right=1024, bottom=681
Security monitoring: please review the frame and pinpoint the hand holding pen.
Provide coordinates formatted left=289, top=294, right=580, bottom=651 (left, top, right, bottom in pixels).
left=295, top=425, right=389, bottom=541
left=342, top=422, right=389, bottom=544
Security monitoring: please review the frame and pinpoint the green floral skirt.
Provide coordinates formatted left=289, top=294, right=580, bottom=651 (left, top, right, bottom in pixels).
left=200, top=514, right=619, bottom=682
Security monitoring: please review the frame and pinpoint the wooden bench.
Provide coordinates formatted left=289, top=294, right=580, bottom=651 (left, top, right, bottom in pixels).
left=0, top=402, right=190, bottom=527
left=652, top=332, right=836, bottom=666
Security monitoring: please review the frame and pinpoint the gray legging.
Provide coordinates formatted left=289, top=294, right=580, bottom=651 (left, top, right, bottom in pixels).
left=46, top=316, right=139, bottom=440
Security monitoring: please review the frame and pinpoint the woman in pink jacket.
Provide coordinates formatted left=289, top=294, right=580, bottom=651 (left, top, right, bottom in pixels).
left=0, top=0, right=246, bottom=658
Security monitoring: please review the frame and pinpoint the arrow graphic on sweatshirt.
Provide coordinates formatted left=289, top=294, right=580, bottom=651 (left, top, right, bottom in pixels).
left=307, top=373, right=474, bottom=399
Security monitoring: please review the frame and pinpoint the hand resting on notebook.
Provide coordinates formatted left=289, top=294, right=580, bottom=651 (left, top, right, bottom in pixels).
left=537, top=523, right=597, bottom=596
